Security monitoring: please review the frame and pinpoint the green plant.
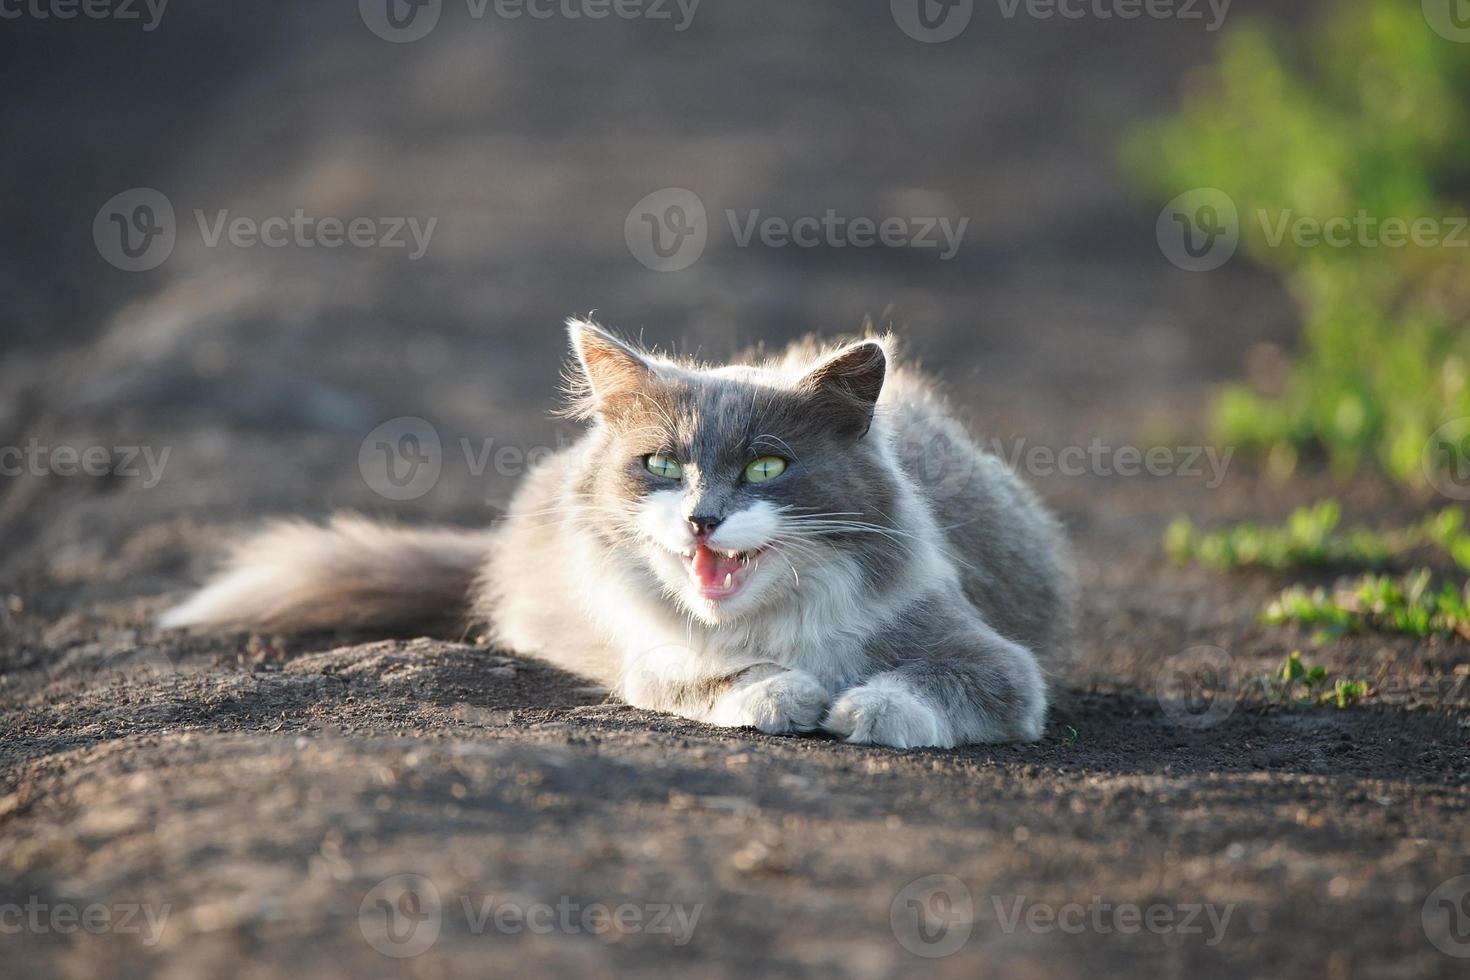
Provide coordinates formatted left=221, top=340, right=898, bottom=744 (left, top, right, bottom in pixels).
left=1124, top=0, right=1470, bottom=487
left=1268, top=651, right=1368, bottom=708
left=1165, top=501, right=1470, bottom=572
left=1263, top=570, right=1470, bottom=639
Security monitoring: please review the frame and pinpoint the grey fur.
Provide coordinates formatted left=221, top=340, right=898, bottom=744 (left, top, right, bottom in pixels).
left=164, top=319, right=1074, bottom=748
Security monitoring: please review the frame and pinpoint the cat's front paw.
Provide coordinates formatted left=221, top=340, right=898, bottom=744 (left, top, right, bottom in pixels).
left=823, top=680, right=955, bottom=749
left=709, top=669, right=829, bottom=734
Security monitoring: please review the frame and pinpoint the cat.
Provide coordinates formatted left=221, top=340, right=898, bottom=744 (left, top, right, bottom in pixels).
left=163, top=318, right=1074, bottom=748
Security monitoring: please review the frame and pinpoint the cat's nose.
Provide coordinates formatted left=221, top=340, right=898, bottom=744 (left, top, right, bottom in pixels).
left=687, top=515, right=722, bottom=538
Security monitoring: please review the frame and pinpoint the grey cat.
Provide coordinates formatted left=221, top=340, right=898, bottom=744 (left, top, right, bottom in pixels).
left=164, top=319, right=1073, bottom=748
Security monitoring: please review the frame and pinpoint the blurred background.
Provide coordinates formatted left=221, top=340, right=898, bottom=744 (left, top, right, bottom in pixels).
left=4, top=1, right=1470, bottom=976
left=1, top=0, right=1310, bottom=585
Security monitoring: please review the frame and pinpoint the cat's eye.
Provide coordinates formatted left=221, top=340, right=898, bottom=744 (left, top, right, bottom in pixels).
left=744, top=456, right=787, bottom=483
left=645, top=454, right=683, bottom=480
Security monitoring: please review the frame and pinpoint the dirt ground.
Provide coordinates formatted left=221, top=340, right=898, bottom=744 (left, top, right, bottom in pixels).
left=3, top=1, right=1469, bottom=977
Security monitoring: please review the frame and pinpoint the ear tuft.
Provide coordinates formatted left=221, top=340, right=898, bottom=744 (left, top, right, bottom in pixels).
left=562, top=317, right=653, bottom=420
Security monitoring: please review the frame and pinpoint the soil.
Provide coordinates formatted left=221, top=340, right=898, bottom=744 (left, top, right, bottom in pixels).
left=2, top=1, right=1468, bottom=977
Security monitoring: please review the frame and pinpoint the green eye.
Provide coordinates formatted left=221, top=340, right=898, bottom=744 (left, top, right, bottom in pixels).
left=645, top=454, right=683, bottom=480
left=744, top=456, right=787, bottom=483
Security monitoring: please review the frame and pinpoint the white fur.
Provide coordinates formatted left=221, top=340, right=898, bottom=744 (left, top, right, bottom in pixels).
left=636, top=489, right=690, bottom=555
left=706, top=500, right=779, bottom=553
left=707, top=668, right=829, bottom=733
left=824, top=676, right=955, bottom=749
left=160, top=517, right=490, bottom=633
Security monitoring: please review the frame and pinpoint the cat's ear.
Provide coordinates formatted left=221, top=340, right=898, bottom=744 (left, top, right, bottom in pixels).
left=564, top=317, right=655, bottom=420
left=798, top=340, right=887, bottom=437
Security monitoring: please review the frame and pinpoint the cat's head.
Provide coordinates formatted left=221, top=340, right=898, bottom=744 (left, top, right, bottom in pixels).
left=563, top=318, right=902, bottom=625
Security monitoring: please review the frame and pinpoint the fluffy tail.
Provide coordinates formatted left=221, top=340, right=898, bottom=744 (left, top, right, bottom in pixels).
left=160, top=515, right=494, bottom=636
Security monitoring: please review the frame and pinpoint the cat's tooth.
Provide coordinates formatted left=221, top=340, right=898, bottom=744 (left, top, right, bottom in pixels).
left=723, top=572, right=732, bottom=588
left=726, top=550, right=738, bottom=560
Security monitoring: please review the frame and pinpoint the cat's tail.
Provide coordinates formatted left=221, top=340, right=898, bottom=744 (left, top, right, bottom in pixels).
left=159, top=515, right=495, bottom=636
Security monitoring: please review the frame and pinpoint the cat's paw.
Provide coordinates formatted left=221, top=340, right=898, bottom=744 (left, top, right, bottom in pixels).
left=823, top=680, right=955, bottom=749
left=709, top=669, right=829, bottom=734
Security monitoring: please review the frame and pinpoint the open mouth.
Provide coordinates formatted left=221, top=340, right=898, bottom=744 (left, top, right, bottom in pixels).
left=681, top=542, right=766, bottom=600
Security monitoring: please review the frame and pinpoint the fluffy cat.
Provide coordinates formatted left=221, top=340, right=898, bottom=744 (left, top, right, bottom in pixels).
left=163, top=319, right=1073, bottom=748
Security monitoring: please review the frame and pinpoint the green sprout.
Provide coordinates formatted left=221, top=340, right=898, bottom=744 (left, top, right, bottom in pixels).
left=1166, top=502, right=1470, bottom=573
left=1263, top=571, right=1470, bottom=639
left=1267, top=651, right=1369, bottom=709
